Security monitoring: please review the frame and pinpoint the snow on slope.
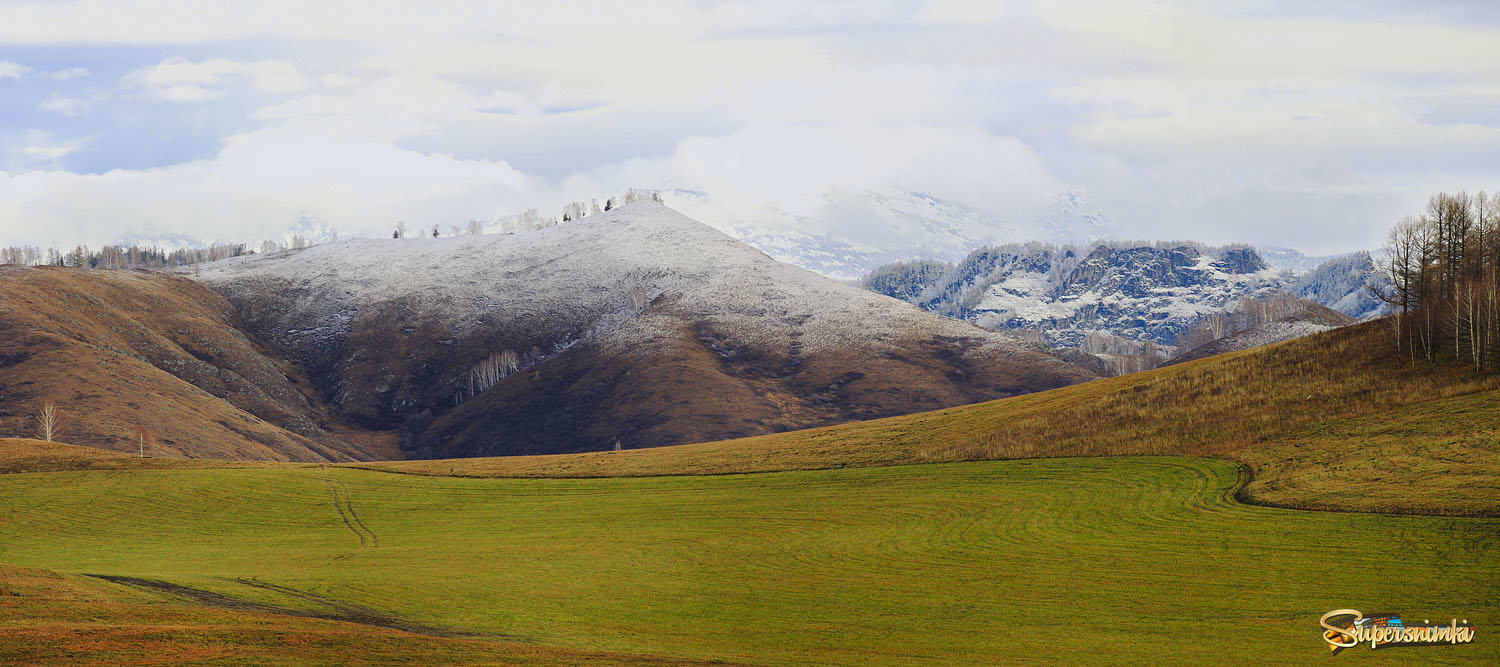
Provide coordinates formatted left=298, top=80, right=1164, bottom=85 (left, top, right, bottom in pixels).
left=196, top=201, right=1038, bottom=357
left=193, top=201, right=1094, bottom=456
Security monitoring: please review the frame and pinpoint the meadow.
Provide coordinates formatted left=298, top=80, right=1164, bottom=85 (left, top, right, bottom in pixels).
left=1, top=456, right=1496, bottom=664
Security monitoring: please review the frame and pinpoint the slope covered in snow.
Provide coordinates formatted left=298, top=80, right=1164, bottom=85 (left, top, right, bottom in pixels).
left=1289, top=251, right=1388, bottom=320
left=193, top=201, right=1095, bottom=458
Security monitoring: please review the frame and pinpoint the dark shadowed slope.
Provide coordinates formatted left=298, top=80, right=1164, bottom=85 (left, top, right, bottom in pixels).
left=195, top=201, right=1097, bottom=458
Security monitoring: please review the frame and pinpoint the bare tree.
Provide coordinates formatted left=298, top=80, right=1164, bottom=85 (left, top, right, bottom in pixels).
left=134, top=426, right=152, bottom=457
left=34, top=401, right=60, bottom=442
left=466, top=219, right=484, bottom=236
left=630, top=285, right=648, bottom=310
left=394, top=221, right=407, bottom=239
left=466, top=349, right=522, bottom=399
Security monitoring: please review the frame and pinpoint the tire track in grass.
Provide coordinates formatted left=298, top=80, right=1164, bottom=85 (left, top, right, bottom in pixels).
left=320, top=475, right=378, bottom=559
left=86, top=574, right=471, bottom=638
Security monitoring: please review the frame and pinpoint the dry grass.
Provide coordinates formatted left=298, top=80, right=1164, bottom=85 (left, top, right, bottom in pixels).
left=0, top=266, right=394, bottom=462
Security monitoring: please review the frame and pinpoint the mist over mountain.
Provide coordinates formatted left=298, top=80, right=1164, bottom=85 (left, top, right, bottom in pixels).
left=663, top=188, right=1113, bottom=281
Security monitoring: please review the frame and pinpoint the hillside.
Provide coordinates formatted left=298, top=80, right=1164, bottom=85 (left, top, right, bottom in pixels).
left=367, top=319, right=1500, bottom=517
left=1162, top=298, right=1355, bottom=366
left=1289, top=250, right=1387, bottom=319
left=0, top=267, right=390, bottom=461
left=193, top=201, right=1095, bottom=459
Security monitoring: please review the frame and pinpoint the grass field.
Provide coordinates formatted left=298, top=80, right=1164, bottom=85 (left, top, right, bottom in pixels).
left=2, top=456, right=1496, bottom=664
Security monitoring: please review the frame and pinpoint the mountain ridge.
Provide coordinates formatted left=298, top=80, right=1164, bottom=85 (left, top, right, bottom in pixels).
left=194, top=201, right=1096, bottom=458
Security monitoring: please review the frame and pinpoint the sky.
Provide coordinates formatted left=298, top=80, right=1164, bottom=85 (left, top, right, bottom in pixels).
left=1, top=0, right=1499, bottom=257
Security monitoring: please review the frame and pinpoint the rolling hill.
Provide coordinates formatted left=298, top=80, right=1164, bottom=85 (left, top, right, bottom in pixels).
left=193, top=201, right=1095, bottom=459
left=0, top=267, right=390, bottom=461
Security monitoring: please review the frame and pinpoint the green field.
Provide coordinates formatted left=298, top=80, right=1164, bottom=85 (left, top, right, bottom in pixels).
left=2, top=457, right=1495, bottom=664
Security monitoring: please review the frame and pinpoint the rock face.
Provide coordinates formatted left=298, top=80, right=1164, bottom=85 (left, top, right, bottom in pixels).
left=865, top=242, right=1286, bottom=347
left=193, top=201, right=1096, bottom=458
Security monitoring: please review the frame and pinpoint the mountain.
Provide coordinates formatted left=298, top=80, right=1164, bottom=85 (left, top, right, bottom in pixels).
left=0, top=266, right=389, bottom=461
left=1289, top=251, right=1388, bottom=320
left=193, top=201, right=1095, bottom=458
left=865, top=242, right=1286, bottom=348
left=664, top=188, right=1111, bottom=281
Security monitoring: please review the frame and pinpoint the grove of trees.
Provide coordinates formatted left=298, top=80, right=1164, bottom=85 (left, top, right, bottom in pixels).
left=1377, top=191, right=1500, bottom=370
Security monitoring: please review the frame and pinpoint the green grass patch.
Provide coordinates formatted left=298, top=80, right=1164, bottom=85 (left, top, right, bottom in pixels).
left=2, top=457, right=1496, bottom=664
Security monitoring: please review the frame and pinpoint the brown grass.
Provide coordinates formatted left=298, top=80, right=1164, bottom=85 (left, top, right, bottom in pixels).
left=0, top=266, right=394, bottom=462
left=0, top=564, right=727, bottom=666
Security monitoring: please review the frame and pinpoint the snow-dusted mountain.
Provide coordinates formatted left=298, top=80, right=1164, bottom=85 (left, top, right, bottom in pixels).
left=866, top=242, right=1285, bottom=347
left=663, top=188, right=1111, bottom=281
left=866, top=239, right=1389, bottom=353
left=192, top=201, right=1093, bottom=458
left=1289, top=251, right=1388, bottom=320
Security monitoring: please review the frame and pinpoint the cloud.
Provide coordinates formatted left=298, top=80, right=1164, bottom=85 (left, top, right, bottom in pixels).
left=0, top=61, right=32, bottom=79
left=0, top=61, right=91, bottom=81
left=38, top=94, right=87, bottom=116
left=2, top=130, right=91, bottom=173
left=131, top=57, right=308, bottom=101
left=2, top=1, right=1500, bottom=257
left=0, top=121, right=535, bottom=246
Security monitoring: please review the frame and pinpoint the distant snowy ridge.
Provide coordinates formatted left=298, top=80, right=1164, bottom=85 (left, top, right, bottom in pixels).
left=865, top=241, right=1385, bottom=349
left=866, top=241, right=1284, bottom=347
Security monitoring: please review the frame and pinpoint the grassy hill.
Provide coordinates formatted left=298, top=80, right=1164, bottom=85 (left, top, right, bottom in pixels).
left=0, top=266, right=394, bottom=461
left=366, top=319, right=1500, bottom=517
left=1, top=457, right=1494, bottom=664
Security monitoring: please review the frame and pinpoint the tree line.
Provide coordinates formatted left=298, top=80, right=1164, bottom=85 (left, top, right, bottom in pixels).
left=1377, top=190, right=1500, bottom=370
left=0, top=242, right=257, bottom=270
left=4, top=189, right=668, bottom=270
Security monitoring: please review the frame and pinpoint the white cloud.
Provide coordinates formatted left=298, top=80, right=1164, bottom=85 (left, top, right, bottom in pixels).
left=0, top=121, right=535, bottom=246
left=38, top=94, right=87, bottom=116
left=2, top=1, right=1500, bottom=256
left=0, top=61, right=31, bottom=79
left=50, top=67, right=89, bottom=80
left=131, top=57, right=308, bottom=101
left=2, top=131, right=90, bottom=173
